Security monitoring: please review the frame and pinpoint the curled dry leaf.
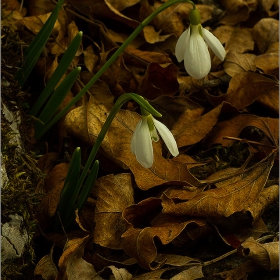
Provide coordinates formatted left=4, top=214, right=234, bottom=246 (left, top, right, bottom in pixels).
left=223, top=50, right=256, bottom=77
left=239, top=237, right=279, bottom=270
left=259, top=0, right=279, bottom=17
left=142, top=25, right=172, bottom=44
left=99, top=265, right=132, bottom=280
left=57, top=236, right=103, bottom=280
left=206, top=73, right=279, bottom=113
left=162, top=151, right=276, bottom=218
left=219, top=0, right=258, bottom=25
left=245, top=184, right=279, bottom=223
left=65, top=96, right=200, bottom=190
left=34, top=245, right=58, bottom=280
left=93, top=174, right=134, bottom=249
left=122, top=197, right=206, bottom=270
left=205, top=114, right=279, bottom=148
left=252, top=18, right=279, bottom=54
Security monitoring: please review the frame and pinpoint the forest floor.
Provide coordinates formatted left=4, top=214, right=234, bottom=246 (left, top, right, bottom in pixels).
left=1, top=0, right=279, bottom=279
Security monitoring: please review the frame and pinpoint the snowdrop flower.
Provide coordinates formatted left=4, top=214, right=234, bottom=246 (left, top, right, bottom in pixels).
left=131, top=112, right=179, bottom=168
left=175, top=8, right=226, bottom=79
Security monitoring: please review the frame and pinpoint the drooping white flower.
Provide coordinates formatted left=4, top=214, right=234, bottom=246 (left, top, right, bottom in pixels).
left=175, top=8, right=226, bottom=79
left=131, top=114, right=179, bottom=168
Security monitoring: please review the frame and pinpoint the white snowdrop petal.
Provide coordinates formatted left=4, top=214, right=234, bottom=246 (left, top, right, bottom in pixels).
left=175, top=28, right=190, bottom=62
left=133, top=117, right=154, bottom=168
left=184, top=27, right=211, bottom=79
left=152, top=118, right=179, bottom=157
left=202, top=28, right=226, bottom=61
left=130, top=120, right=142, bottom=155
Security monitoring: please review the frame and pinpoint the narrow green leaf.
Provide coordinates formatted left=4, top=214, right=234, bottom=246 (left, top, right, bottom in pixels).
left=76, top=160, right=99, bottom=211
left=34, top=67, right=81, bottom=138
left=30, top=31, right=83, bottom=116
left=16, top=0, right=64, bottom=87
left=54, top=147, right=81, bottom=232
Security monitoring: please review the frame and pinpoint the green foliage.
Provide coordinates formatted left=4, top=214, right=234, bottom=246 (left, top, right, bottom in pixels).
left=15, top=0, right=64, bottom=87
left=54, top=147, right=99, bottom=232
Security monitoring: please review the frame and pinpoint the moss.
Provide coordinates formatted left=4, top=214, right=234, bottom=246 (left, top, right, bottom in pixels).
left=1, top=14, right=44, bottom=280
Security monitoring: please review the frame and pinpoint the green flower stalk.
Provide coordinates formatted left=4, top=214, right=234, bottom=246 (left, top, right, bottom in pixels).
left=35, top=0, right=197, bottom=140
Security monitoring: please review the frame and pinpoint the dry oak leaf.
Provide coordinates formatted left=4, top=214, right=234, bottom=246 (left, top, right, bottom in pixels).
left=205, top=72, right=279, bottom=113
left=162, top=151, right=276, bottom=218
left=223, top=50, right=256, bottom=77
left=65, top=96, right=200, bottom=190
left=205, top=114, right=279, bottom=148
left=122, top=197, right=206, bottom=270
left=172, top=102, right=240, bottom=148
left=252, top=18, right=279, bottom=54
left=57, top=236, right=103, bottom=280
left=93, top=173, right=134, bottom=249
left=239, top=237, right=279, bottom=271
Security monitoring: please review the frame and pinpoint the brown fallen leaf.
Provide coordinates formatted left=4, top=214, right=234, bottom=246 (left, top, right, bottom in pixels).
left=215, top=260, right=259, bottom=280
left=137, top=62, right=179, bottom=100
left=65, top=96, right=200, bottom=190
left=239, top=237, right=279, bottom=270
left=92, top=253, right=137, bottom=272
left=57, top=236, right=103, bottom=280
left=205, top=72, right=279, bottom=113
left=35, top=163, right=69, bottom=231
left=252, top=18, right=279, bottom=54
left=259, top=0, right=279, bottom=17
left=172, top=102, right=240, bottom=148
left=125, top=45, right=172, bottom=64
left=93, top=173, right=134, bottom=249
left=162, top=151, right=276, bottom=218
left=34, top=245, right=58, bottom=280
left=219, top=0, right=254, bottom=25
left=245, top=184, right=279, bottom=223
left=83, top=45, right=99, bottom=73
left=224, top=50, right=256, bottom=77
left=122, top=197, right=206, bottom=270
left=149, top=96, right=204, bottom=130
left=214, top=26, right=255, bottom=54
left=205, top=115, right=279, bottom=148
left=255, top=53, right=279, bottom=77
left=98, top=265, right=132, bottom=280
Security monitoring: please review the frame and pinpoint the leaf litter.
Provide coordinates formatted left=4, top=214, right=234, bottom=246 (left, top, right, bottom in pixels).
left=2, top=0, right=279, bottom=279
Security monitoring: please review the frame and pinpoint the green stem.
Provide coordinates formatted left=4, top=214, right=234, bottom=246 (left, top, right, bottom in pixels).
left=77, top=93, right=161, bottom=190
left=36, top=0, right=195, bottom=140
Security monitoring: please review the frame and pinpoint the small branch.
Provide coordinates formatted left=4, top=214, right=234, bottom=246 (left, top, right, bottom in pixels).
left=222, top=136, right=276, bottom=148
